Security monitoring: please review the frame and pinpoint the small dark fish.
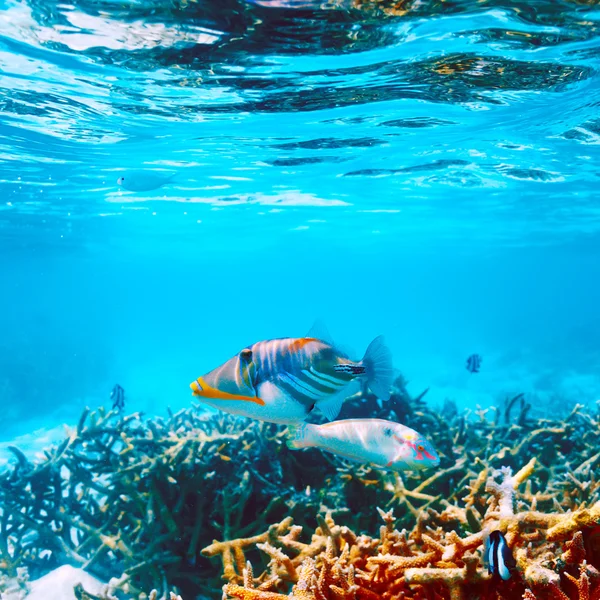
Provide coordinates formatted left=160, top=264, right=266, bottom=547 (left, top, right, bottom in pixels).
left=465, top=353, right=482, bottom=374
left=111, top=384, right=125, bottom=412
left=485, top=530, right=516, bottom=581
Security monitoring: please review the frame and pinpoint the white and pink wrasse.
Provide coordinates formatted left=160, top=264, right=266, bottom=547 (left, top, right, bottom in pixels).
left=286, top=418, right=440, bottom=472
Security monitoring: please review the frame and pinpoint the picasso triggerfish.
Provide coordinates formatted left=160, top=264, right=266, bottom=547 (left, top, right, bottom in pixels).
left=286, top=418, right=440, bottom=472
left=190, top=323, right=393, bottom=425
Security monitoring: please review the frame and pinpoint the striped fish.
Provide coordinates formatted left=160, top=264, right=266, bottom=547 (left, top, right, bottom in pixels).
left=190, top=323, right=394, bottom=425
left=484, top=530, right=516, bottom=581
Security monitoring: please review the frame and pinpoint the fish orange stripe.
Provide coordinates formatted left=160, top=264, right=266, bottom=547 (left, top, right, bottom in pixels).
left=288, top=337, right=318, bottom=352
left=190, top=378, right=266, bottom=406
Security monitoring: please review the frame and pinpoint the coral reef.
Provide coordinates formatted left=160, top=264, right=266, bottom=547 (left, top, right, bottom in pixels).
left=0, top=378, right=599, bottom=599
left=0, top=563, right=183, bottom=600
left=210, top=459, right=600, bottom=600
left=0, top=406, right=297, bottom=598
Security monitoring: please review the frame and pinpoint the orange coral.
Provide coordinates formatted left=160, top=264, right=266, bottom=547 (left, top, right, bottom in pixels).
left=203, top=459, right=600, bottom=600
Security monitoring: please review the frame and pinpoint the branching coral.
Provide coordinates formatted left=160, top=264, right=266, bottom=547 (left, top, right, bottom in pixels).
left=209, top=457, right=600, bottom=600
left=0, top=406, right=298, bottom=598
left=2, top=380, right=600, bottom=599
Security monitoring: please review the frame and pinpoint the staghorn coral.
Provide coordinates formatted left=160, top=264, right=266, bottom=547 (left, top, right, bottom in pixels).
left=0, top=403, right=328, bottom=598
left=2, top=379, right=600, bottom=598
left=209, top=458, right=600, bottom=600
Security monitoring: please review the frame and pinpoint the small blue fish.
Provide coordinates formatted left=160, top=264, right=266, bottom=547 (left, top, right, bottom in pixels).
left=116, top=170, right=176, bottom=192
left=111, top=384, right=125, bottom=412
left=465, top=353, right=482, bottom=374
left=485, top=530, right=516, bottom=581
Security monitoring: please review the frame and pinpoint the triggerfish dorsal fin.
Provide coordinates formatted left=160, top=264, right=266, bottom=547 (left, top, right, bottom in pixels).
left=307, top=319, right=335, bottom=346
left=307, top=320, right=356, bottom=359
left=361, top=335, right=394, bottom=401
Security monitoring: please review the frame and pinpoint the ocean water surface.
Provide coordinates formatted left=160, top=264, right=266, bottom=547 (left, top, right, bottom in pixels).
left=1, top=0, right=600, bottom=460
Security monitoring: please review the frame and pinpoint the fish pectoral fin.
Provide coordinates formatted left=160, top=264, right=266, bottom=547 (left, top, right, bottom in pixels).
left=317, top=380, right=360, bottom=421
left=318, top=395, right=345, bottom=422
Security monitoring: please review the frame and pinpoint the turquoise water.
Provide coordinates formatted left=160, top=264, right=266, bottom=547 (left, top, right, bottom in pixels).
left=1, top=0, right=600, bottom=451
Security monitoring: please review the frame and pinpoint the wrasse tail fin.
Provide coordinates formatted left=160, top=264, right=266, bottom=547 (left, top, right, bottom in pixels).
left=286, top=423, right=316, bottom=449
left=362, top=335, right=393, bottom=401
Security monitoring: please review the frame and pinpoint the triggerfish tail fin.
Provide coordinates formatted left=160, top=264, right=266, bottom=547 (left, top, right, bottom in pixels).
left=286, top=423, right=317, bottom=450
left=361, top=335, right=393, bottom=401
